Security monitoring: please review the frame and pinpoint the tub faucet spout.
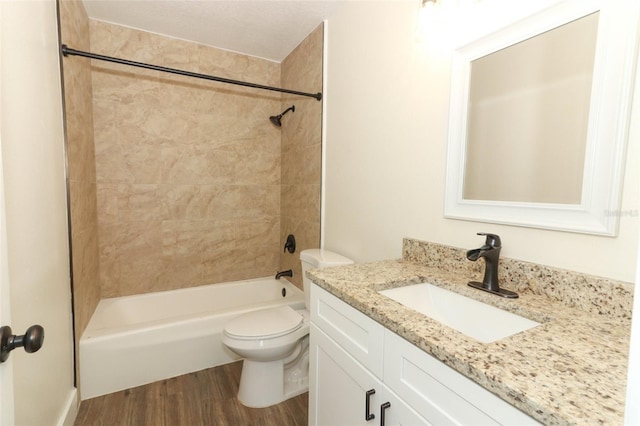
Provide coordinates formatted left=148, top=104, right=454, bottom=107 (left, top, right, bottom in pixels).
left=466, top=233, right=518, bottom=298
left=275, top=269, right=293, bottom=280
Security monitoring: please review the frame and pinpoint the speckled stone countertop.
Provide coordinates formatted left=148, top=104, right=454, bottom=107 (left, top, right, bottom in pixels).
left=307, top=239, right=633, bottom=426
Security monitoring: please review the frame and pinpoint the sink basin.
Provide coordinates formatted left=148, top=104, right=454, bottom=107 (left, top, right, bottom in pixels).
left=378, top=283, right=540, bottom=343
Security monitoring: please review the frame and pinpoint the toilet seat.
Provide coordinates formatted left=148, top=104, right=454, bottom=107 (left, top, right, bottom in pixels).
left=224, top=306, right=303, bottom=340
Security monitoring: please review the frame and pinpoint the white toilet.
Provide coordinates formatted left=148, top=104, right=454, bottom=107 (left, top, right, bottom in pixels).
left=222, top=249, right=354, bottom=408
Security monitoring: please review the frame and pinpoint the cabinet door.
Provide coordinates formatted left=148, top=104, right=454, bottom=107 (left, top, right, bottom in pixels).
left=381, top=386, right=431, bottom=426
left=310, top=323, right=382, bottom=426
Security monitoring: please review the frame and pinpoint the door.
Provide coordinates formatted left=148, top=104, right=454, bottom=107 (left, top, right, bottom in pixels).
left=0, top=0, right=77, bottom=424
left=0, top=4, right=15, bottom=421
left=0, top=121, right=15, bottom=426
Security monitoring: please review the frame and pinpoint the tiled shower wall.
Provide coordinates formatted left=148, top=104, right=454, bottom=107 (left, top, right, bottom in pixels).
left=62, top=2, right=322, bottom=309
left=90, top=21, right=285, bottom=297
left=58, top=0, right=101, bottom=367
left=279, top=25, right=324, bottom=287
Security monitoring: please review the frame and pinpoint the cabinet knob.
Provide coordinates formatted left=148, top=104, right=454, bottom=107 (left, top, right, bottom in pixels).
left=365, top=389, right=376, bottom=421
left=380, top=401, right=391, bottom=426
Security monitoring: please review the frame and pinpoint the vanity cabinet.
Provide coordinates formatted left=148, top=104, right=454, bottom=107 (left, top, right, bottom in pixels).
left=311, top=323, right=425, bottom=425
left=309, top=284, right=539, bottom=426
left=309, top=283, right=428, bottom=425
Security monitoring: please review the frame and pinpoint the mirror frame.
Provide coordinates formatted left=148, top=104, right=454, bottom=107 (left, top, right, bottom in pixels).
left=444, top=0, right=639, bottom=236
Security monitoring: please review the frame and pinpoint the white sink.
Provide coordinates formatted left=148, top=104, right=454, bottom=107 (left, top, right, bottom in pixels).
left=378, top=283, right=540, bottom=343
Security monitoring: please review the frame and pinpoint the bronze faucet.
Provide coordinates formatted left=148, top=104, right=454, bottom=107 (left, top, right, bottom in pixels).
left=466, top=233, right=518, bottom=298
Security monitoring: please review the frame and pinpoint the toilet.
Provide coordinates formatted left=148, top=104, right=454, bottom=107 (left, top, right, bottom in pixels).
left=222, top=249, right=354, bottom=408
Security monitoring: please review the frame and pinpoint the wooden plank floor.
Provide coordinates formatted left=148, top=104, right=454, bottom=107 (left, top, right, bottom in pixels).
left=74, top=361, right=308, bottom=426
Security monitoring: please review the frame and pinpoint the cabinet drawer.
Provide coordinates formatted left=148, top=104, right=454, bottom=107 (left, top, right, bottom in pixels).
left=311, top=284, right=384, bottom=377
left=384, top=330, right=540, bottom=425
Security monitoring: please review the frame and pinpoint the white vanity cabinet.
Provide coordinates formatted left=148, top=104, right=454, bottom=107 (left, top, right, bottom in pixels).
left=309, top=284, right=426, bottom=425
left=310, top=324, right=426, bottom=425
left=309, top=284, right=540, bottom=426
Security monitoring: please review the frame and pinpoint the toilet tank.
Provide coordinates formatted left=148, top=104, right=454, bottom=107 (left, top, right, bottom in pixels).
left=300, top=249, right=354, bottom=310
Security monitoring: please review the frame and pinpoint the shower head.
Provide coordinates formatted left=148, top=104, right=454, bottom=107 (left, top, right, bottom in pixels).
left=269, top=105, right=295, bottom=127
left=269, top=115, right=282, bottom=127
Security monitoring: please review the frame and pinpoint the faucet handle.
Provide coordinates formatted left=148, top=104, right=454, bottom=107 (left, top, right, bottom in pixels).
left=477, top=232, right=501, bottom=248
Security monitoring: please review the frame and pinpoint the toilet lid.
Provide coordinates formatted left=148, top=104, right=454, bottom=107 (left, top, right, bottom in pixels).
left=224, top=306, right=303, bottom=339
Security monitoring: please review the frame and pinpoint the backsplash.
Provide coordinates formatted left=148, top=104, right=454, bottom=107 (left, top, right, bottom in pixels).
left=403, top=238, right=634, bottom=320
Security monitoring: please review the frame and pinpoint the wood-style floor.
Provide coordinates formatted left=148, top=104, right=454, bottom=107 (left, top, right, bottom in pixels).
left=74, top=361, right=308, bottom=426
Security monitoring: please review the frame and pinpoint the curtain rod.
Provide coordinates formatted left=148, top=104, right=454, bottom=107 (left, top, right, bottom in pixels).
left=61, top=45, right=322, bottom=101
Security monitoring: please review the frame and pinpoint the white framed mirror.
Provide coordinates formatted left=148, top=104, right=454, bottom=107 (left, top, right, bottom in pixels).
left=444, top=0, right=639, bottom=236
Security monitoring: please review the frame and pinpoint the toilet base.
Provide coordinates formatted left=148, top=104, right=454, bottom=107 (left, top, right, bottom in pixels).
left=237, top=359, right=309, bottom=408
left=237, top=337, right=310, bottom=408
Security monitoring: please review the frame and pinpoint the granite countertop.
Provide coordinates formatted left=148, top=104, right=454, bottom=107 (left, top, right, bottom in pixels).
left=307, top=259, right=632, bottom=426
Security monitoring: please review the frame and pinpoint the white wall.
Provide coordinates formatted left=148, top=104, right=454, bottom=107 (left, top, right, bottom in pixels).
left=324, top=0, right=639, bottom=283
left=1, top=0, right=76, bottom=424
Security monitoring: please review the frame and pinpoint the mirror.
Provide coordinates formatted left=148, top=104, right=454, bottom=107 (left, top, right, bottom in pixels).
left=464, top=12, right=597, bottom=204
left=444, top=1, right=639, bottom=236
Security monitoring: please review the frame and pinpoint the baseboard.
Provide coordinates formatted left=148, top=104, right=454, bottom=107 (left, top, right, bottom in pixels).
left=57, top=388, right=78, bottom=426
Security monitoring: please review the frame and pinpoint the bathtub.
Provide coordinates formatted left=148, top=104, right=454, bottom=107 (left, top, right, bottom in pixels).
left=79, top=276, right=305, bottom=400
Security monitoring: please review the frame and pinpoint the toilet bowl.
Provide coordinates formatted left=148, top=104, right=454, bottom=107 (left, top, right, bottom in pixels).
left=222, top=249, right=354, bottom=408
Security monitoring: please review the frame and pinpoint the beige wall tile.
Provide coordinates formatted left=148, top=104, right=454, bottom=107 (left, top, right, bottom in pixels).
left=91, top=21, right=286, bottom=296
left=162, top=185, right=207, bottom=220
left=63, top=14, right=322, bottom=303
left=68, top=178, right=98, bottom=235
left=279, top=24, right=324, bottom=287
left=59, top=0, right=102, bottom=395
left=282, top=142, right=321, bottom=185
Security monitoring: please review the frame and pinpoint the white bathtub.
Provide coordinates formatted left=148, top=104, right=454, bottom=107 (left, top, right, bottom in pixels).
left=79, top=276, right=305, bottom=400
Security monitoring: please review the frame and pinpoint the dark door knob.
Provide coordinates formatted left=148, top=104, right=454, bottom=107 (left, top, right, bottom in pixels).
left=0, top=325, right=44, bottom=363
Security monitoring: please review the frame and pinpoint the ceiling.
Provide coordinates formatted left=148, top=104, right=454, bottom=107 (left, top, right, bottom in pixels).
left=82, top=1, right=344, bottom=63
